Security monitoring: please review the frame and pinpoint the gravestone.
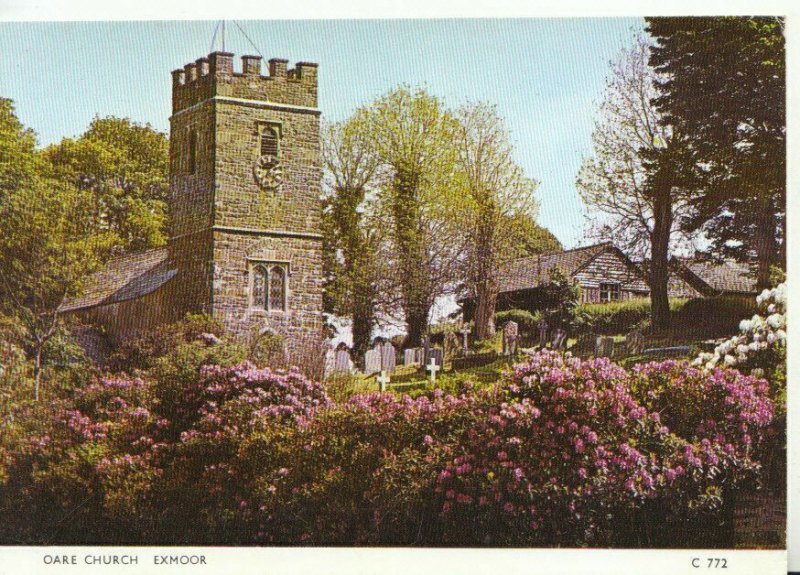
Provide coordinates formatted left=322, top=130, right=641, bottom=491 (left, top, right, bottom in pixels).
left=551, top=328, right=567, bottom=350
left=427, top=355, right=441, bottom=384
left=404, top=348, right=418, bottom=366
left=503, top=321, right=519, bottom=356
left=444, top=331, right=459, bottom=360
left=459, top=325, right=471, bottom=356
left=425, top=348, right=443, bottom=370
left=415, top=347, right=426, bottom=365
left=364, top=348, right=382, bottom=375
left=626, top=329, right=644, bottom=355
left=537, top=319, right=550, bottom=348
left=380, top=341, right=396, bottom=374
left=334, top=347, right=353, bottom=373
left=377, top=370, right=390, bottom=392
left=595, top=336, right=614, bottom=357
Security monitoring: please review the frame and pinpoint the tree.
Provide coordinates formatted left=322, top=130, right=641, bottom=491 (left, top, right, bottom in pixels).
left=451, top=102, right=541, bottom=340
left=577, top=35, right=686, bottom=329
left=363, top=86, right=462, bottom=347
left=321, top=115, right=384, bottom=360
left=41, top=116, right=169, bottom=253
left=0, top=180, right=117, bottom=399
left=0, top=98, right=38, bottom=204
left=646, top=17, right=786, bottom=289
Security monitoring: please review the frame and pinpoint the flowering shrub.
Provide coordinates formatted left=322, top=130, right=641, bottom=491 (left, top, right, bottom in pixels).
left=0, top=345, right=779, bottom=546
left=694, top=284, right=786, bottom=381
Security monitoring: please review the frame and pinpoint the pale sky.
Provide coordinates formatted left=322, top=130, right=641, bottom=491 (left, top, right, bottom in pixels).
left=0, top=18, right=644, bottom=248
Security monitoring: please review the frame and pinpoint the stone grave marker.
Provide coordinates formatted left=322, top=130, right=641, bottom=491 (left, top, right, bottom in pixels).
left=626, top=329, right=644, bottom=355
left=377, top=370, right=390, bottom=392
left=537, top=318, right=550, bottom=348
left=415, top=347, right=426, bottom=365
left=595, top=336, right=614, bottom=357
left=381, top=341, right=396, bottom=374
left=334, top=347, right=352, bottom=373
left=426, top=348, right=443, bottom=370
left=551, top=328, right=567, bottom=350
left=459, top=325, right=471, bottom=355
left=404, top=348, right=418, bottom=366
left=364, top=348, right=382, bottom=375
left=503, top=320, right=519, bottom=356
left=427, top=355, right=441, bottom=384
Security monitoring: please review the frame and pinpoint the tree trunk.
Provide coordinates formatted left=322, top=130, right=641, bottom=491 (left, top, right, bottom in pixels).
left=474, top=283, right=497, bottom=341
left=650, top=182, right=672, bottom=331
left=34, top=345, right=42, bottom=401
left=753, top=198, right=777, bottom=290
left=351, top=308, right=373, bottom=367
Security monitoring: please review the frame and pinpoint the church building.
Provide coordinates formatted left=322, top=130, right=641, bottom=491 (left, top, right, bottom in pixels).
left=62, top=51, right=325, bottom=357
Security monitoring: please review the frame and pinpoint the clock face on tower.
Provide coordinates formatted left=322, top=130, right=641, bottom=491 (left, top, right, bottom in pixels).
left=254, top=124, right=283, bottom=192
left=254, top=153, right=283, bottom=191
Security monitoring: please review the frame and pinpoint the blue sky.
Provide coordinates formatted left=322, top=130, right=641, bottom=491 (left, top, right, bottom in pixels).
left=0, top=18, right=644, bottom=248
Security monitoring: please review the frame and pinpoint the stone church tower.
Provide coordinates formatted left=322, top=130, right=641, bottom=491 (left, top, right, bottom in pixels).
left=63, top=51, right=324, bottom=356
left=168, top=51, right=324, bottom=349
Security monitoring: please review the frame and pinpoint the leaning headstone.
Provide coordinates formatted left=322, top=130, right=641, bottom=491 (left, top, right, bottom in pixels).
left=551, top=328, right=568, bottom=350
left=537, top=319, right=550, bottom=348
left=334, top=348, right=352, bottom=373
left=626, top=329, right=644, bottom=355
left=404, top=348, right=418, bottom=366
left=364, top=348, right=382, bottom=375
left=595, top=336, right=614, bottom=357
left=503, top=321, right=519, bottom=356
left=380, top=341, right=396, bottom=374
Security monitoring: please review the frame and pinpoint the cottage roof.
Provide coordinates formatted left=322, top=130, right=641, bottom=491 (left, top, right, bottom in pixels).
left=682, top=259, right=757, bottom=295
left=496, top=242, right=612, bottom=294
left=61, top=246, right=175, bottom=313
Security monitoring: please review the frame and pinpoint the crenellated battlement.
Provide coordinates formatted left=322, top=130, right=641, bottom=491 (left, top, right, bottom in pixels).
left=171, top=51, right=318, bottom=114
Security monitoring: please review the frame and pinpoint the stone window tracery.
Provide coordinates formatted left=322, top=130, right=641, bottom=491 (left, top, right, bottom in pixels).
left=250, top=262, right=288, bottom=312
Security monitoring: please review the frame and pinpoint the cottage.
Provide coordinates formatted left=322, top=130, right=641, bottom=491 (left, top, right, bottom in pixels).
left=460, top=242, right=759, bottom=320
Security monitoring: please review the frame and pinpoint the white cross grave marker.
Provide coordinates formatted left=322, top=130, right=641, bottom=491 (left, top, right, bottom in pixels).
left=377, top=370, right=390, bottom=392
left=427, top=357, right=441, bottom=385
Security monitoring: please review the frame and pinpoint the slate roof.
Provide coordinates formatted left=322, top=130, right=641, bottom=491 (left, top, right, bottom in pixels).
left=496, top=242, right=612, bottom=294
left=61, top=247, right=176, bottom=313
left=682, top=259, right=757, bottom=295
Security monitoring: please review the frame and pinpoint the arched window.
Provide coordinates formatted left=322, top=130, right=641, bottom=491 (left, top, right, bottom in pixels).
left=268, top=265, right=286, bottom=311
left=260, top=126, right=279, bottom=159
left=252, top=265, right=268, bottom=309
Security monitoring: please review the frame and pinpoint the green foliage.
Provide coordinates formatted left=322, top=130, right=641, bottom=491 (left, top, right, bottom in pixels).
left=41, top=116, right=169, bottom=252
left=647, top=17, right=785, bottom=287
left=539, top=267, right=580, bottom=331
left=494, top=309, right=541, bottom=335
left=672, top=296, right=757, bottom=337
left=574, top=298, right=687, bottom=335
left=0, top=98, right=38, bottom=203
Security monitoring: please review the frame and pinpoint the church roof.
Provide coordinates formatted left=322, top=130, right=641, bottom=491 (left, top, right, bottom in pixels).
left=496, top=242, right=613, bottom=294
left=61, top=246, right=175, bottom=313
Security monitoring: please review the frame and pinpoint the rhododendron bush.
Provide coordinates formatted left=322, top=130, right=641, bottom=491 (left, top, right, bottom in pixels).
left=0, top=348, right=776, bottom=546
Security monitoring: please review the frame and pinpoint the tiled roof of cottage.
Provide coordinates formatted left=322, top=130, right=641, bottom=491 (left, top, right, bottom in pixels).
left=496, top=242, right=612, bottom=294
left=683, top=259, right=757, bottom=294
left=61, top=247, right=175, bottom=313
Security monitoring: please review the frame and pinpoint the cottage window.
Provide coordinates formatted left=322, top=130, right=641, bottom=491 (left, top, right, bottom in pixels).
left=251, top=263, right=288, bottom=312
left=599, top=282, right=621, bottom=302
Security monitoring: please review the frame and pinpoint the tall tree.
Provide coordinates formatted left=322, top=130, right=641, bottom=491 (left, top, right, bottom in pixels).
left=0, top=180, right=117, bottom=399
left=451, top=102, right=541, bottom=340
left=321, top=115, right=384, bottom=360
left=646, top=17, right=786, bottom=289
left=41, top=116, right=170, bottom=253
left=577, top=36, right=684, bottom=329
left=364, top=86, right=461, bottom=347
left=0, top=98, right=38, bottom=203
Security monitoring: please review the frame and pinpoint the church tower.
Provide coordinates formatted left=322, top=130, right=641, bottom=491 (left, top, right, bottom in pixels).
left=168, top=51, right=324, bottom=353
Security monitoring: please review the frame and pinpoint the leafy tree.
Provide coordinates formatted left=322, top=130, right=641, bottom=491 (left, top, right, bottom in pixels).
left=577, top=35, right=686, bottom=330
left=321, top=116, right=385, bottom=361
left=0, top=180, right=117, bottom=399
left=450, top=101, right=541, bottom=340
left=362, top=86, right=462, bottom=347
left=0, top=98, right=38, bottom=203
left=41, top=116, right=169, bottom=252
left=646, top=17, right=786, bottom=289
